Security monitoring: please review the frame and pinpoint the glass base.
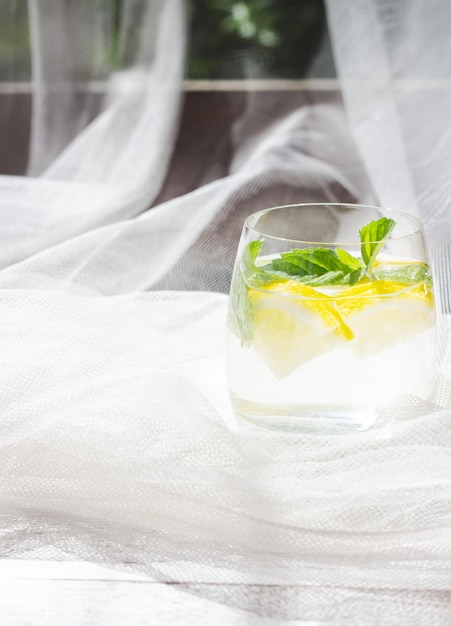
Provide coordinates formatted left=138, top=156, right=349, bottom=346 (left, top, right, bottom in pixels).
left=231, top=397, right=378, bottom=434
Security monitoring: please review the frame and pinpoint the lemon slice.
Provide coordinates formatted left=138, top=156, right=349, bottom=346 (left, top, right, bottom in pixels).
left=333, top=279, right=434, bottom=357
left=249, top=280, right=352, bottom=377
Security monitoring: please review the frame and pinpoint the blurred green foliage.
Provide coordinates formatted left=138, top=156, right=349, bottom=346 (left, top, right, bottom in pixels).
left=188, top=0, right=327, bottom=79
left=0, top=1, right=30, bottom=81
left=0, top=0, right=328, bottom=81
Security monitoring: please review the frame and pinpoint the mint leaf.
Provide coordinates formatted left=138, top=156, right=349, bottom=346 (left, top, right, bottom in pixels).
left=280, top=249, right=344, bottom=274
left=244, top=241, right=286, bottom=287
left=262, top=247, right=364, bottom=277
left=261, top=259, right=308, bottom=277
left=228, top=241, right=260, bottom=344
left=343, top=268, right=366, bottom=286
left=336, top=248, right=364, bottom=271
left=244, top=239, right=263, bottom=275
left=359, top=217, right=396, bottom=279
left=229, top=240, right=283, bottom=345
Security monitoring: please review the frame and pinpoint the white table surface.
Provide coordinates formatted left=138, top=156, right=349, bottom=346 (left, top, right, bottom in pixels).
left=2, top=559, right=451, bottom=625
left=0, top=560, right=329, bottom=625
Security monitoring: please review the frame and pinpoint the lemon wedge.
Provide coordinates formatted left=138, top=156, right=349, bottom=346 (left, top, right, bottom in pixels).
left=248, top=276, right=434, bottom=375
left=333, top=279, right=434, bottom=357
left=249, top=280, right=353, bottom=377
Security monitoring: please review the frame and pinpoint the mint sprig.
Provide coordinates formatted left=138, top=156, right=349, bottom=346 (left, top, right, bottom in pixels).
left=229, top=215, right=431, bottom=344
left=253, top=216, right=397, bottom=287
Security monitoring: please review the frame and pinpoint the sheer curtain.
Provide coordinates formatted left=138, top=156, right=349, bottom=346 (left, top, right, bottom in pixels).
left=1, top=0, right=185, bottom=267
left=326, top=0, right=451, bottom=316
left=0, top=0, right=450, bottom=621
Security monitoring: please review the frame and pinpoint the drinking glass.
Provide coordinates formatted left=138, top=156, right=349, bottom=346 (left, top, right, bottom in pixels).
left=226, top=203, right=436, bottom=433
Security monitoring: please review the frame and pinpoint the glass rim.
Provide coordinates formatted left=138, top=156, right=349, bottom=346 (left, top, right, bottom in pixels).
left=244, top=203, right=424, bottom=245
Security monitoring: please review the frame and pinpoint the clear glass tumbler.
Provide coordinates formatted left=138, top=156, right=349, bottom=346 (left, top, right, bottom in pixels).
left=226, top=204, right=436, bottom=433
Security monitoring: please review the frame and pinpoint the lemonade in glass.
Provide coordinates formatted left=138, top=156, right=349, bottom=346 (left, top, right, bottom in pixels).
left=226, top=204, right=436, bottom=433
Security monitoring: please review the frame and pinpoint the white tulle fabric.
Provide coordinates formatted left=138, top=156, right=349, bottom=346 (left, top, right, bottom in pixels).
left=1, top=0, right=451, bottom=621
